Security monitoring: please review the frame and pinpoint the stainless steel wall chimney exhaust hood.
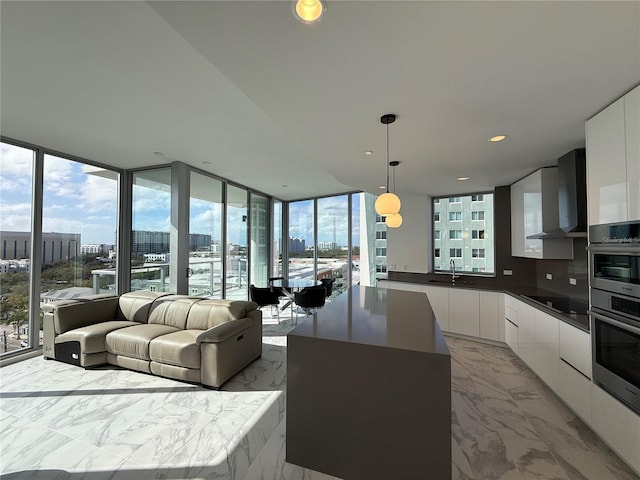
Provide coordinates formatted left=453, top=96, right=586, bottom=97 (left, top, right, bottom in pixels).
left=527, top=148, right=587, bottom=239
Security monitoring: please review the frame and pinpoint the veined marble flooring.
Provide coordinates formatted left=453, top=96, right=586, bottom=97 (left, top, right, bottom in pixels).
left=1, top=309, right=638, bottom=480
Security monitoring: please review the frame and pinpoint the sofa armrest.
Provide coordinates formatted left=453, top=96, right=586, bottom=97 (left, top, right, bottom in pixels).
left=44, top=296, right=119, bottom=334
left=196, top=317, right=253, bottom=344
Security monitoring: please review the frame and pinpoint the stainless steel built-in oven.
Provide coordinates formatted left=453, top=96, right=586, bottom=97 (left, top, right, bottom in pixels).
left=589, top=221, right=640, bottom=297
left=590, top=290, right=640, bottom=414
left=589, top=221, right=640, bottom=414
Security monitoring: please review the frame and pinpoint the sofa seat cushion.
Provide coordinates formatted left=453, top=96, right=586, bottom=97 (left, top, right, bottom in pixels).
left=149, top=330, right=201, bottom=369
left=55, top=321, right=139, bottom=354
left=106, top=324, right=179, bottom=361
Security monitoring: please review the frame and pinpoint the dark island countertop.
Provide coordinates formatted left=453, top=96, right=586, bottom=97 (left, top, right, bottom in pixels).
left=289, top=285, right=450, bottom=355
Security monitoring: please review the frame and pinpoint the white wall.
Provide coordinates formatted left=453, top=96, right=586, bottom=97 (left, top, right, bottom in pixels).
left=386, top=192, right=432, bottom=273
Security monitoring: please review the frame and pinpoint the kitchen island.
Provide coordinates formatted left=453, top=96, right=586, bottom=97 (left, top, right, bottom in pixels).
left=286, top=285, right=451, bottom=480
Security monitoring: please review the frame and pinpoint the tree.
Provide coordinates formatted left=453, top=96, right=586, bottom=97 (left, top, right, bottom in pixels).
left=1, top=293, right=29, bottom=340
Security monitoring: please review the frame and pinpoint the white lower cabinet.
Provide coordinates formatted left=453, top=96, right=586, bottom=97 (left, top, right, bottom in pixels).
left=448, top=289, right=480, bottom=337
left=479, top=291, right=501, bottom=341
left=558, top=360, right=592, bottom=423
left=505, top=318, right=519, bottom=354
left=517, top=302, right=537, bottom=370
left=558, top=321, right=591, bottom=379
left=591, top=384, right=640, bottom=474
left=504, top=304, right=519, bottom=353
left=535, top=310, right=560, bottom=394
left=424, top=286, right=449, bottom=332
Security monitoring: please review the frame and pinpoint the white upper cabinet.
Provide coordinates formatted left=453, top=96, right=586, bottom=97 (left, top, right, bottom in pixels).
left=625, top=86, right=640, bottom=221
left=586, top=85, right=640, bottom=224
left=511, top=167, right=573, bottom=259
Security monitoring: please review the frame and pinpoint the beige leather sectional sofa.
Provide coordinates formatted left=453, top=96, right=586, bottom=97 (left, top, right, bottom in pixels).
left=42, top=290, right=262, bottom=389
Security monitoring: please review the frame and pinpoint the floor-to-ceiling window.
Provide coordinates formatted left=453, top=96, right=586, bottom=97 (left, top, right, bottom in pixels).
left=131, top=168, right=171, bottom=292
left=42, top=155, right=119, bottom=301
left=317, top=194, right=349, bottom=296
left=288, top=199, right=315, bottom=280
left=352, top=192, right=380, bottom=287
left=189, top=171, right=223, bottom=297
left=0, top=143, right=34, bottom=355
left=226, top=184, right=248, bottom=299
left=250, top=193, right=268, bottom=287
left=272, top=200, right=283, bottom=279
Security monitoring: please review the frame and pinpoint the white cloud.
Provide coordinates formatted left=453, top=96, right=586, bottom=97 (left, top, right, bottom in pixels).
left=80, top=175, right=118, bottom=214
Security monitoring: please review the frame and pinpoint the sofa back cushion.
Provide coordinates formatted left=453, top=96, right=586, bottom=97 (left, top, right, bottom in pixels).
left=147, top=295, right=202, bottom=329
left=49, top=296, right=119, bottom=334
left=186, top=299, right=258, bottom=330
left=117, top=290, right=165, bottom=323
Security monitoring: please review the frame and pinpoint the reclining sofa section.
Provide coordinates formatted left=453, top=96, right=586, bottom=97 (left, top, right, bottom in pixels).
left=42, top=290, right=262, bottom=389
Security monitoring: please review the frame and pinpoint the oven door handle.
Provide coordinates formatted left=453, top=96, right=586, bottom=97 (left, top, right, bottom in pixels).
left=589, top=310, right=640, bottom=335
left=587, top=245, right=640, bottom=255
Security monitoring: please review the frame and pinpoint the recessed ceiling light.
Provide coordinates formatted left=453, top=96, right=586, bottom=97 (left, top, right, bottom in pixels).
left=203, top=161, right=212, bottom=165
left=365, top=151, right=373, bottom=156
left=378, top=185, right=386, bottom=190
left=293, top=0, right=326, bottom=24
left=489, top=135, right=507, bottom=142
left=282, top=184, right=288, bottom=187
left=457, top=176, right=469, bottom=181
left=153, top=151, right=165, bottom=157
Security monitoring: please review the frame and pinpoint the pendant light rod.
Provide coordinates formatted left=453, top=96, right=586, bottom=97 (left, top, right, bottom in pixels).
left=390, top=160, right=400, bottom=193
left=380, top=114, right=396, bottom=194
left=374, top=113, right=401, bottom=217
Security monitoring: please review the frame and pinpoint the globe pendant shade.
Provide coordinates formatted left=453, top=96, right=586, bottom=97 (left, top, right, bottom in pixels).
left=294, top=0, right=324, bottom=23
left=375, top=192, right=401, bottom=216
left=385, top=213, right=403, bottom=228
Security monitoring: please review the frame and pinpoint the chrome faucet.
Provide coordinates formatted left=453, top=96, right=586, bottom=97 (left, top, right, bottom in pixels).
left=450, top=259, right=457, bottom=285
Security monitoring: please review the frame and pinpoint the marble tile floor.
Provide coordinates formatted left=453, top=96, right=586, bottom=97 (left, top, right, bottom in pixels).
left=1, top=312, right=638, bottom=480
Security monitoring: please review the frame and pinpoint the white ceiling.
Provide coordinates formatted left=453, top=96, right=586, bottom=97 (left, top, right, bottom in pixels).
left=1, top=1, right=639, bottom=201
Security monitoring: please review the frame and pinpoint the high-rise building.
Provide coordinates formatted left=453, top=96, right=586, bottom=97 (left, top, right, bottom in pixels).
left=0, top=231, right=80, bottom=264
left=288, top=236, right=306, bottom=255
left=433, top=194, right=495, bottom=274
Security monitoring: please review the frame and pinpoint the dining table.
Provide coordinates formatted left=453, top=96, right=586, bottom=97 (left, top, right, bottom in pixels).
left=270, top=278, right=322, bottom=311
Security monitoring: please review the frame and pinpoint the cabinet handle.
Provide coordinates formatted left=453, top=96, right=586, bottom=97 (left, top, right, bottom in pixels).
left=559, top=357, right=591, bottom=380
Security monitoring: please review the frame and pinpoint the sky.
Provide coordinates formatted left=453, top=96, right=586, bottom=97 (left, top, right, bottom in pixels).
left=1, top=142, right=364, bottom=248
left=1, top=143, right=119, bottom=245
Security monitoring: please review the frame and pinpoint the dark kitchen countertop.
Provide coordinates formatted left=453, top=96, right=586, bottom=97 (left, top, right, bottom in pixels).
left=386, top=271, right=590, bottom=332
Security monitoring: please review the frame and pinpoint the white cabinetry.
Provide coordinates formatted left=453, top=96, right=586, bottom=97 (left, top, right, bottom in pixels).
left=626, top=86, right=640, bottom=221
left=505, top=305, right=519, bottom=354
left=448, top=289, right=480, bottom=337
left=534, top=310, right=560, bottom=394
left=504, top=296, right=560, bottom=394
left=558, top=361, right=592, bottom=423
left=517, top=301, right=537, bottom=370
left=557, top=320, right=592, bottom=424
left=479, top=291, right=501, bottom=342
left=510, top=168, right=573, bottom=259
left=383, top=281, right=503, bottom=342
left=591, top=384, right=640, bottom=474
left=586, top=84, right=640, bottom=224
left=558, top=321, right=591, bottom=379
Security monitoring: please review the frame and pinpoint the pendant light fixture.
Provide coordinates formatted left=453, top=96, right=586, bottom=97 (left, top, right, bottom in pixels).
left=292, top=0, right=326, bottom=24
left=385, top=161, right=403, bottom=228
left=375, top=114, right=401, bottom=217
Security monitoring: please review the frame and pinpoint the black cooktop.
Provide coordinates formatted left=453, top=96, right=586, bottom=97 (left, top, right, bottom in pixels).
left=522, top=295, right=589, bottom=315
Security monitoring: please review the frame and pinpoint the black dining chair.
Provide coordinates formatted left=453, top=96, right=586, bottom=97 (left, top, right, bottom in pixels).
left=249, top=284, right=282, bottom=323
left=293, top=285, right=327, bottom=324
left=319, top=278, right=334, bottom=299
